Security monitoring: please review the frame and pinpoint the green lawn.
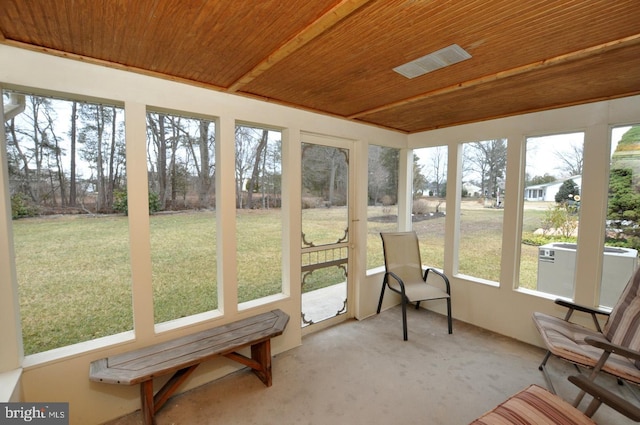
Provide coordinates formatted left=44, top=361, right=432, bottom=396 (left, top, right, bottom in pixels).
left=13, top=204, right=550, bottom=354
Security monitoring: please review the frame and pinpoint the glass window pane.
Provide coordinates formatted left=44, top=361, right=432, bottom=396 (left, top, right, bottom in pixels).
left=520, top=133, right=583, bottom=296
left=413, top=146, right=447, bottom=269
left=367, top=145, right=399, bottom=269
left=146, top=111, right=217, bottom=323
left=4, top=90, right=131, bottom=354
left=601, top=125, right=640, bottom=307
left=458, top=139, right=507, bottom=282
left=235, top=125, right=283, bottom=303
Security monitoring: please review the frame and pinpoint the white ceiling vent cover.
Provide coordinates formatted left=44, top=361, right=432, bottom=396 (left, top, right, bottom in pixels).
left=393, top=44, right=472, bottom=79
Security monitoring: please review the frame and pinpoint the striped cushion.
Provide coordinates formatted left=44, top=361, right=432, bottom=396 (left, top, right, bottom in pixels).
left=469, top=385, right=596, bottom=425
left=532, top=312, right=640, bottom=383
left=604, top=266, right=640, bottom=368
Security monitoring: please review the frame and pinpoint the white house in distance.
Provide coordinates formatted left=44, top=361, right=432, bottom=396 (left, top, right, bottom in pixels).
left=524, top=176, right=582, bottom=202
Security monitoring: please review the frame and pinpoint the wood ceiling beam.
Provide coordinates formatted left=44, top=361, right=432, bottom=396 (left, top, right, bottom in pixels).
left=350, top=32, right=640, bottom=119
left=227, top=0, right=372, bottom=93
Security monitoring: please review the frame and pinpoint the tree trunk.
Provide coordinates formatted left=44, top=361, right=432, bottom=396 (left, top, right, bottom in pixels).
left=157, top=114, right=167, bottom=209
left=198, top=121, right=210, bottom=207
left=247, top=130, right=268, bottom=209
left=69, top=102, right=77, bottom=207
left=96, top=106, right=106, bottom=212
left=106, top=106, right=117, bottom=210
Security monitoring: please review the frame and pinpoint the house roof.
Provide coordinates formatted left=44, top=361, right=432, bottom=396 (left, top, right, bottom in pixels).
left=525, top=175, right=582, bottom=190
left=0, top=0, right=638, bottom=133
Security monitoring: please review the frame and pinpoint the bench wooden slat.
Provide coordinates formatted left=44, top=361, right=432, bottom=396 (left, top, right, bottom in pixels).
left=107, top=311, right=279, bottom=366
left=110, top=320, right=275, bottom=371
left=89, top=309, right=289, bottom=385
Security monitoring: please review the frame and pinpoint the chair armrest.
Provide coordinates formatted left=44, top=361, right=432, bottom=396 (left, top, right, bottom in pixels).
left=555, top=299, right=610, bottom=332
left=555, top=299, right=610, bottom=316
left=424, top=268, right=451, bottom=294
left=385, top=271, right=407, bottom=293
left=584, top=336, right=640, bottom=363
left=569, top=374, right=640, bottom=421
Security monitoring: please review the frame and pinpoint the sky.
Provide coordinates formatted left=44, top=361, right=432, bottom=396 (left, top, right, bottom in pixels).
left=414, top=126, right=633, bottom=182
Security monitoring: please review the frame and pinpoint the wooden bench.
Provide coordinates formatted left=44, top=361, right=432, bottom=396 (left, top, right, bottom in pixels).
left=90, top=309, right=289, bottom=425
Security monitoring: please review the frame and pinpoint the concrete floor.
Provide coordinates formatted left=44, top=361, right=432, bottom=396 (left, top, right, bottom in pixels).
left=104, top=306, right=637, bottom=425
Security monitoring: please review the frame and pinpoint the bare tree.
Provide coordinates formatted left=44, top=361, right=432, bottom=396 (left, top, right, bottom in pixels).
left=555, top=143, right=583, bottom=177
left=6, top=96, right=59, bottom=205
left=412, top=154, right=428, bottom=198
left=246, top=129, right=268, bottom=209
left=367, top=145, right=386, bottom=205
left=195, top=120, right=215, bottom=208
left=42, top=106, right=66, bottom=207
left=464, top=139, right=507, bottom=199
left=235, top=126, right=257, bottom=208
left=427, top=146, right=447, bottom=197
left=79, top=104, right=125, bottom=212
left=302, top=144, right=348, bottom=206
left=69, top=101, right=78, bottom=207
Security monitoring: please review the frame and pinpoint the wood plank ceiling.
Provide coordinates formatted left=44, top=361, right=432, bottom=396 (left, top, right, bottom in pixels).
left=0, top=0, right=638, bottom=133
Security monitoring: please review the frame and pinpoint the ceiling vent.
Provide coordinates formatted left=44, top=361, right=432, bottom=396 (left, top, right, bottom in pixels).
left=393, top=44, right=472, bottom=79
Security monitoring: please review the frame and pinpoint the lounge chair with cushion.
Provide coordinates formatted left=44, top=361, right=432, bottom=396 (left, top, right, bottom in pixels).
left=470, top=375, right=640, bottom=424
left=532, top=265, right=640, bottom=403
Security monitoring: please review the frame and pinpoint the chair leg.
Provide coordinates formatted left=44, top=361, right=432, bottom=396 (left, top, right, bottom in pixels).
left=401, top=297, right=408, bottom=341
left=583, top=398, right=603, bottom=418
left=574, top=352, right=611, bottom=406
left=446, top=298, right=452, bottom=334
left=538, top=352, right=557, bottom=395
left=538, top=365, right=556, bottom=394
left=376, top=282, right=386, bottom=314
left=415, top=301, right=421, bottom=310
left=539, top=350, right=552, bottom=371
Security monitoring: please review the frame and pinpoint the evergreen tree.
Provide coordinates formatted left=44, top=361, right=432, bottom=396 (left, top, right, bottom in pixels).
left=555, top=179, right=579, bottom=203
left=608, top=168, right=640, bottom=221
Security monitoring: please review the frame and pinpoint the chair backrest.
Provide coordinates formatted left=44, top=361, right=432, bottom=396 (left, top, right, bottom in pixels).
left=604, top=265, right=640, bottom=366
left=380, top=231, right=424, bottom=282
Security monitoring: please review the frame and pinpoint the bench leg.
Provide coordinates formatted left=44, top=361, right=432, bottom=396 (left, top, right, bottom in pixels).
left=140, top=380, right=156, bottom=425
left=154, top=365, right=199, bottom=412
left=224, top=339, right=273, bottom=387
left=139, top=365, right=199, bottom=425
left=251, top=339, right=272, bottom=387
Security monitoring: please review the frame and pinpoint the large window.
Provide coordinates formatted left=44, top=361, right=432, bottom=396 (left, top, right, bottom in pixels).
left=600, top=125, right=640, bottom=307
left=519, top=132, right=583, bottom=296
left=413, top=146, right=447, bottom=270
left=4, top=90, right=131, bottom=355
left=146, top=111, right=217, bottom=324
left=235, top=125, right=283, bottom=304
left=458, top=139, right=507, bottom=282
left=367, top=144, right=399, bottom=269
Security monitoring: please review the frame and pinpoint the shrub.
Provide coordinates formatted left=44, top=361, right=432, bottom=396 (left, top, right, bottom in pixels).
left=380, top=195, right=394, bottom=206
left=148, top=192, right=160, bottom=213
left=113, top=190, right=128, bottom=214
left=412, top=198, right=429, bottom=215
left=541, top=203, right=578, bottom=238
left=522, top=233, right=575, bottom=246
left=301, top=197, right=317, bottom=209
left=11, top=193, right=38, bottom=219
left=113, top=189, right=161, bottom=215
